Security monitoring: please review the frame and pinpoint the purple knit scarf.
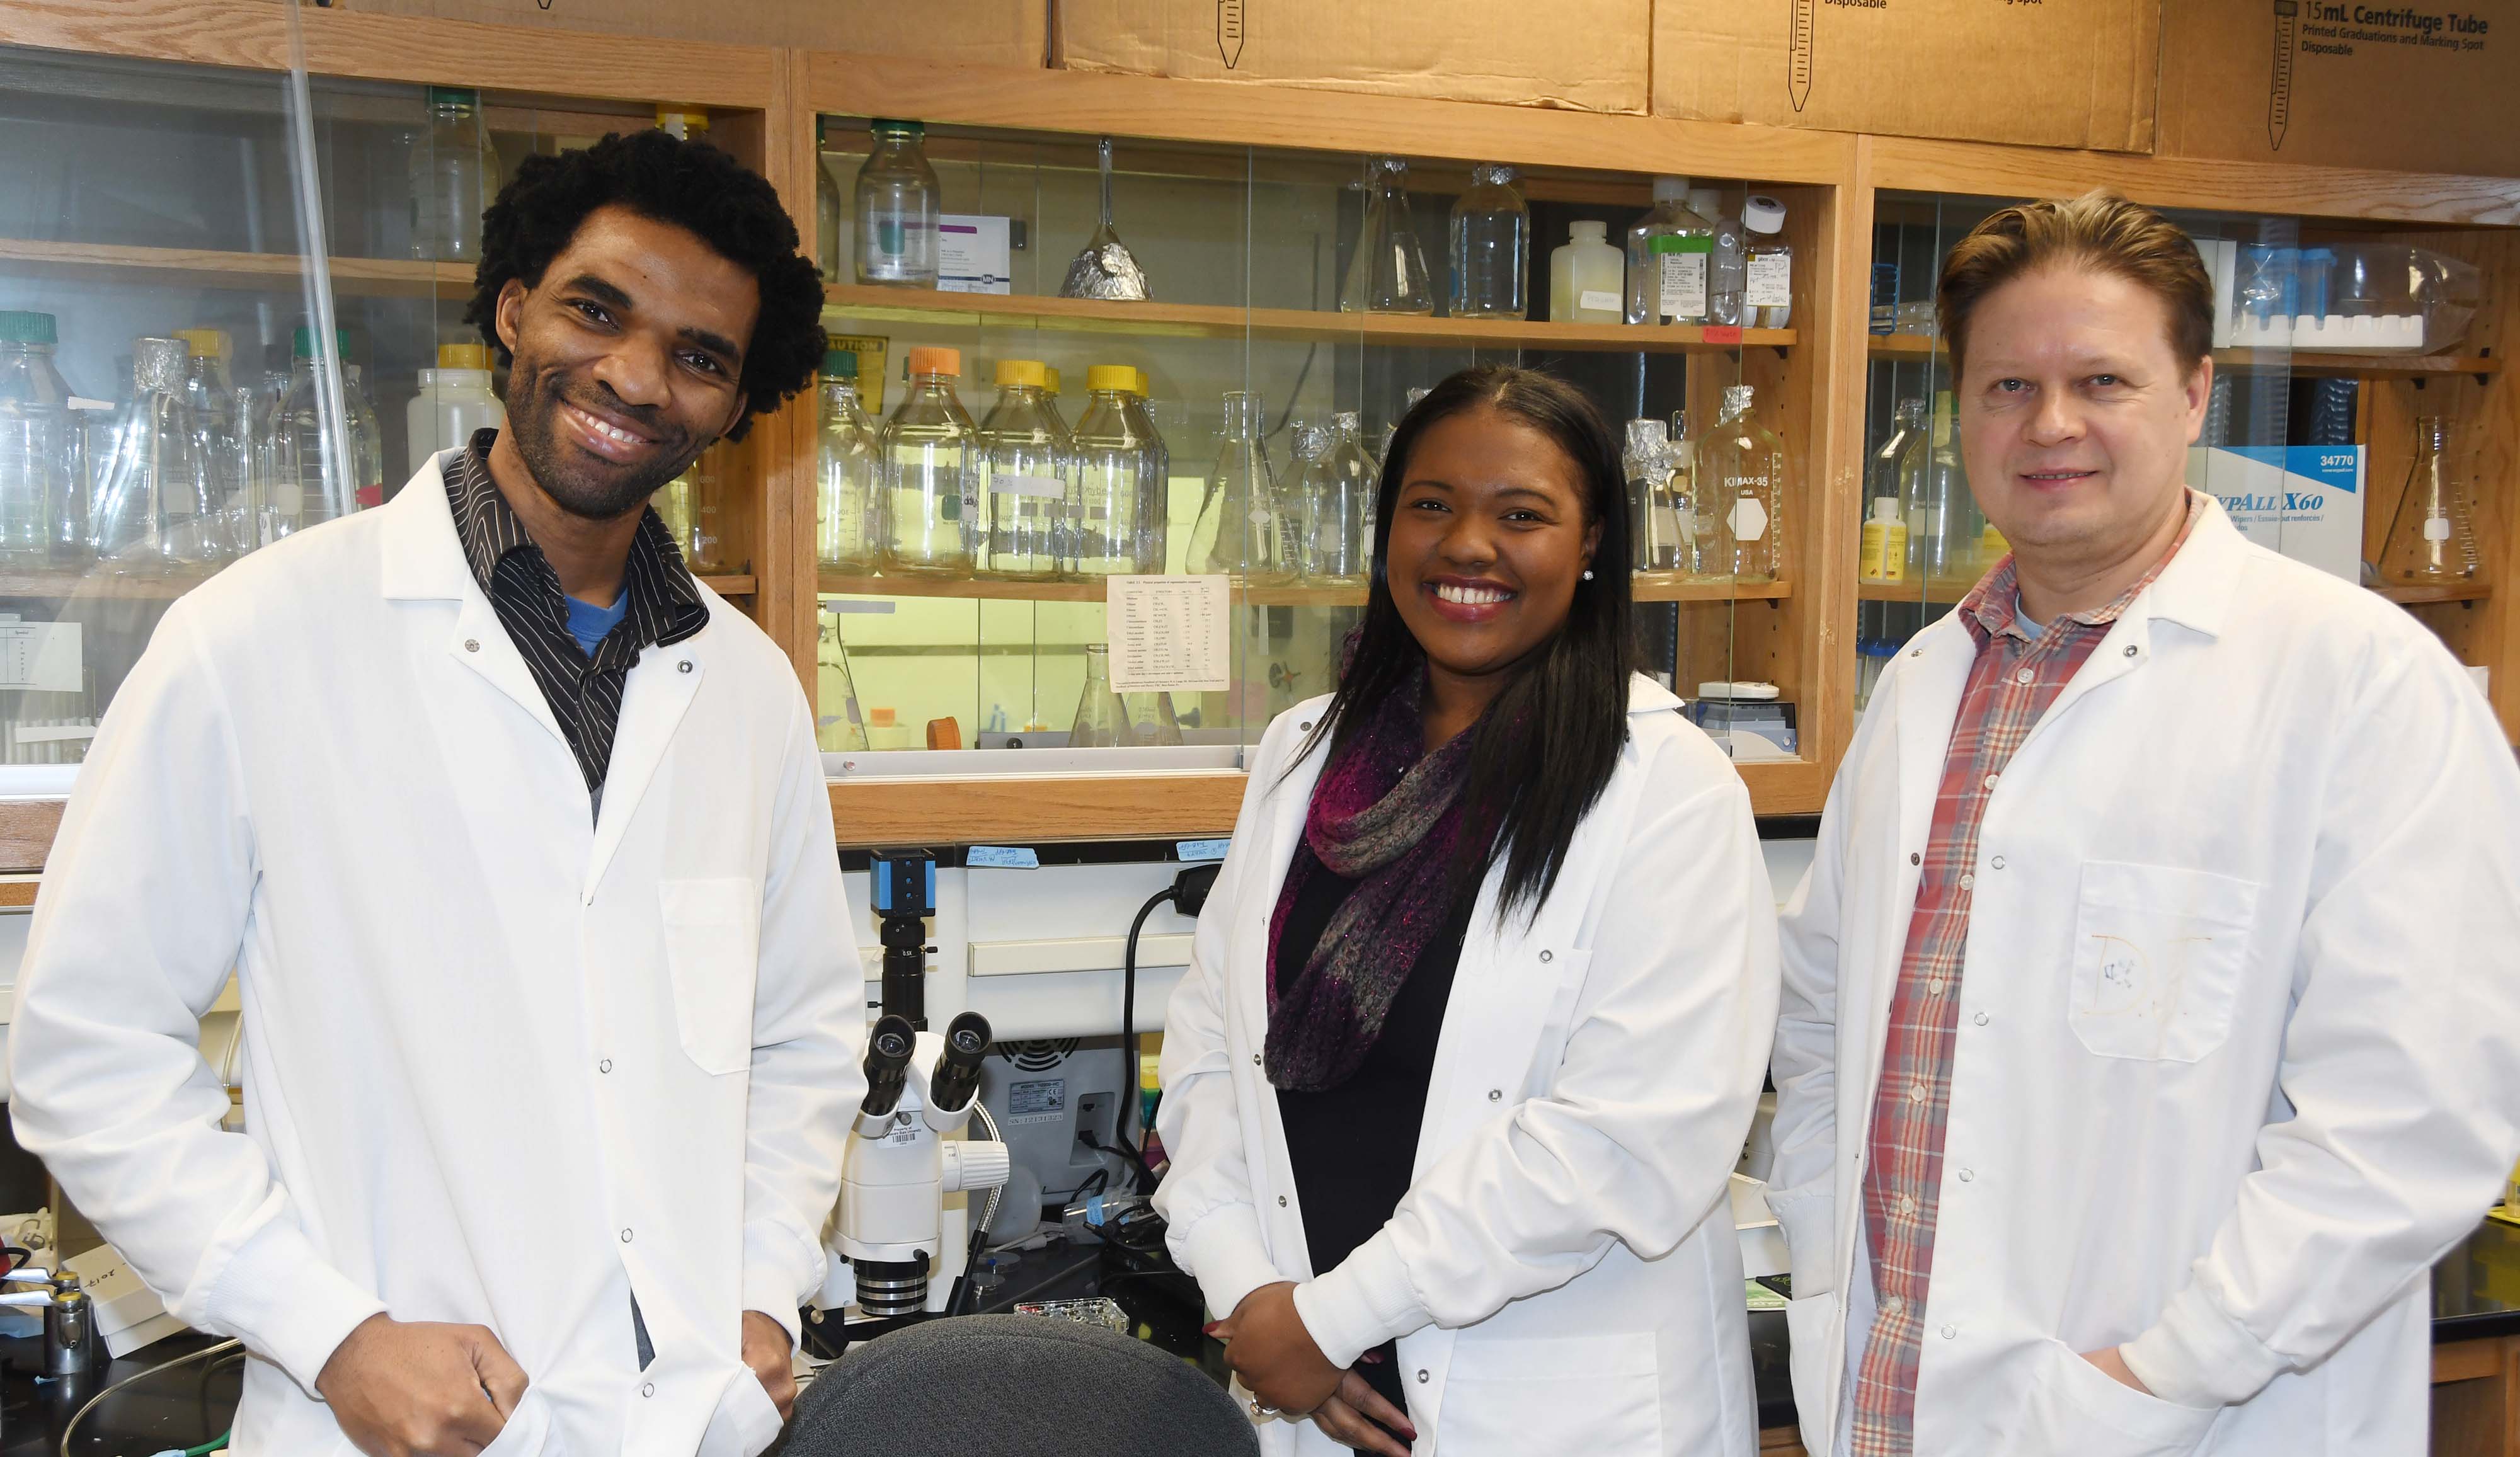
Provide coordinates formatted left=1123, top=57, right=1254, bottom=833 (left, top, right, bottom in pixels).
left=1264, top=677, right=1482, bottom=1092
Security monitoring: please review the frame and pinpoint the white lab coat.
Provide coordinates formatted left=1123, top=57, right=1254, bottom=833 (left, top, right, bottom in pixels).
left=1771, top=497, right=2520, bottom=1457
left=1155, top=676, right=1778, bottom=1456
left=8, top=457, right=866, bottom=1456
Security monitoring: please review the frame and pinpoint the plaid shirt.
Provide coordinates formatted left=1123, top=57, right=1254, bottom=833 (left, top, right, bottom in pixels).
left=1848, top=493, right=2203, bottom=1455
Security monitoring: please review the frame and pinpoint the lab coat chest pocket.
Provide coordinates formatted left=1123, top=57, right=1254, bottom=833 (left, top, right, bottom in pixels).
left=1440, top=1332, right=1659, bottom=1451
left=2069, top=861, right=2259, bottom=1063
left=660, top=877, right=763, bottom=1076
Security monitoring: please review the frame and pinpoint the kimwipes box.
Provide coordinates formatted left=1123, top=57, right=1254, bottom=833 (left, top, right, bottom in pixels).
left=2192, top=443, right=2366, bottom=583
left=333, top=0, right=1048, bottom=69
left=2158, top=0, right=2520, bottom=179
left=1651, top=0, right=2162, bottom=152
left=1053, top=0, right=1650, bottom=113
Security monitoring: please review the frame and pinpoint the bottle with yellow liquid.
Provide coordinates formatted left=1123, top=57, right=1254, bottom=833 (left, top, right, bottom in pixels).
left=1860, top=497, right=1909, bottom=585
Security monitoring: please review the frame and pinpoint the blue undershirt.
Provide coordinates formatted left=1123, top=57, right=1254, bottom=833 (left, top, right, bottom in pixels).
left=564, top=591, right=630, bottom=658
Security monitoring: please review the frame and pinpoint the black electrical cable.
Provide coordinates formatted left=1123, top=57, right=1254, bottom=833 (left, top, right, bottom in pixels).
left=1117, top=862, right=1221, bottom=1191
left=59, top=1338, right=242, bottom=1457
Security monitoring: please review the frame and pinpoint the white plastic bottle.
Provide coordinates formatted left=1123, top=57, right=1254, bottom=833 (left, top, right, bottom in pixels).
left=1743, top=195, right=1795, bottom=329
left=404, top=342, right=505, bottom=480
left=1550, top=221, right=1625, bottom=324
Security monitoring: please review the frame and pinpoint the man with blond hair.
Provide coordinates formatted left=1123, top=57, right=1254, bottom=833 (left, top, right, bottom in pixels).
left=1770, top=191, right=2520, bottom=1455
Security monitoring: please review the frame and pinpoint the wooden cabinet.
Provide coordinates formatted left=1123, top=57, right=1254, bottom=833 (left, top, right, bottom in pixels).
left=0, top=0, right=2511, bottom=859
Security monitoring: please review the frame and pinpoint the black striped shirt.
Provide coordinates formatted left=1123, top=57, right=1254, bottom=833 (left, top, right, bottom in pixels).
left=444, top=430, right=707, bottom=815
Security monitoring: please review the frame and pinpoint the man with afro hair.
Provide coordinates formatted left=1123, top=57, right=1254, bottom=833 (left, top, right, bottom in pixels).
left=11, top=127, right=861, bottom=1457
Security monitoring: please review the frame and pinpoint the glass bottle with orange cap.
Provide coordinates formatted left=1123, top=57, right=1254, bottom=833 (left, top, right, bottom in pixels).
left=878, top=345, right=978, bottom=576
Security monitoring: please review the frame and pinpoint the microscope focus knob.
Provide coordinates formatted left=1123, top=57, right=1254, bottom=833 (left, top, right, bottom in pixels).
left=940, top=1140, right=1012, bottom=1195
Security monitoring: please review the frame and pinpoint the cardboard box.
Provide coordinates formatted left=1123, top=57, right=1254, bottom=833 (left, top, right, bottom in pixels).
left=2158, top=0, right=2520, bottom=179
left=1651, top=0, right=2161, bottom=152
left=333, top=0, right=1048, bottom=69
left=2192, top=443, right=2366, bottom=583
left=1053, top=0, right=1650, bottom=114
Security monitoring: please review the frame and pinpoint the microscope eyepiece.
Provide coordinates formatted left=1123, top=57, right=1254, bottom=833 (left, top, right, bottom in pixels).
left=928, top=1010, right=992, bottom=1114
left=860, top=1014, right=917, bottom=1117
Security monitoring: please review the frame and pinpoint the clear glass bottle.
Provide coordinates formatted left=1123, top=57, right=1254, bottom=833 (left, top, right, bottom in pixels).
left=1550, top=221, right=1624, bottom=324
left=1698, top=188, right=1749, bottom=328
left=814, top=117, right=845, bottom=280
left=1624, top=418, right=1678, bottom=573
left=1700, top=385, right=1784, bottom=584
left=1068, top=644, right=1131, bottom=747
left=1915, top=391, right=1967, bottom=585
left=816, top=348, right=880, bottom=572
left=976, top=358, right=1070, bottom=581
left=173, top=330, right=240, bottom=561
left=817, top=609, right=873, bottom=753
left=275, top=327, right=357, bottom=543
left=1448, top=164, right=1528, bottom=321
left=1286, top=425, right=1361, bottom=585
left=409, top=87, right=502, bottom=263
left=1670, top=409, right=1709, bottom=579
left=1741, top=196, right=1794, bottom=329
left=1188, top=391, right=1291, bottom=582
left=1625, top=177, right=1717, bottom=326
left=1321, top=412, right=1378, bottom=581
left=656, top=455, right=724, bottom=572
left=2379, top=416, right=2484, bottom=586
left=879, top=346, right=977, bottom=576
left=343, top=364, right=386, bottom=512
left=1862, top=399, right=1925, bottom=586
left=1072, top=365, right=1154, bottom=578
left=0, top=311, right=69, bottom=573
left=91, top=337, right=213, bottom=574
left=856, top=119, right=940, bottom=288
left=1120, top=370, right=1171, bottom=573
left=1339, top=156, right=1435, bottom=316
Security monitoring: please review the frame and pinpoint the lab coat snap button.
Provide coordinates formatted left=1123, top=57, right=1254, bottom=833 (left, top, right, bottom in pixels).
left=1973, top=1012, right=1990, bottom=1026
left=1487, top=1088, right=1502, bottom=1102
left=2124, top=645, right=2138, bottom=658
left=1416, top=1370, right=1430, bottom=1385
left=1958, top=1168, right=1974, bottom=1182
left=598, top=1059, right=612, bottom=1073
left=1252, top=1054, right=1261, bottom=1066
left=1538, top=949, right=1553, bottom=963
left=620, top=1229, right=633, bottom=1243
left=1910, top=852, right=1921, bottom=866
left=679, top=660, right=693, bottom=673
left=641, top=1383, right=656, bottom=1398
left=464, top=638, right=479, bottom=653
left=1299, top=722, right=1312, bottom=732
left=1278, top=1196, right=1288, bottom=1207
left=1990, top=855, right=2006, bottom=870
left=1941, top=1325, right=1957, bottom=1340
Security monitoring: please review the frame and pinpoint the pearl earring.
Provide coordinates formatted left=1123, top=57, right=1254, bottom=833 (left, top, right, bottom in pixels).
left=1582, top=569, right=1595, bottom=581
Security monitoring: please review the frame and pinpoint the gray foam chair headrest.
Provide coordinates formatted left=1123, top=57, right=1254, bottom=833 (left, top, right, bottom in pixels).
left=781, top=1315, right=1259, bottom=1457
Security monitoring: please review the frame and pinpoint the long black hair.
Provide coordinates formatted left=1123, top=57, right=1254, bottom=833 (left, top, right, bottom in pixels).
left=1290, top=366, right=1637, bottom=918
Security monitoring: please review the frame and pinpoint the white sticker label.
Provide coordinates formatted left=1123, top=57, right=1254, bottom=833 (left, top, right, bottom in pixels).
left=1106, top=574, right=1231, bottom=694
left=1727, top=495, right=1770, bottom=543
left=1577, top=289, right=1620, bottom=314
left=0, top=621, right=81, bottom=692
left=2426, top=517, right=2454, bottom=541
left=1659, top=253, right=1709, bottom=321
left=1746, top=253, right=1793, bottom=309
left=992, top=474, right=1066, bottom=499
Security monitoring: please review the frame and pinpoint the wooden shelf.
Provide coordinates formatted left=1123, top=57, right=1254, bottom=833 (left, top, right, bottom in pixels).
left=823, top=284, right=1796, bottom=354
left=1856, top=578, right=1973, bottom=605
left=697, top=574, right=757, bottom=596
left=2375, top=580, right=2491, bottom=604
left=0, top=239, right=471, bottom=297
left=820, top=570, right=1792, bottom=606
left=1866, top=332, right=2499, bottom=379
left=0, top=569, right=210, bottom=600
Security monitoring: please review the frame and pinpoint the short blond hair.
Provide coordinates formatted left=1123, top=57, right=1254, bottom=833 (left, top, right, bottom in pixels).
left=1937, top=190, right=2213, bottom=381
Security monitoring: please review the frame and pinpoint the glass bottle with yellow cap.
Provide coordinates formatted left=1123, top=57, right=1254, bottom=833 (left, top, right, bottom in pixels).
left=1120, top=369, right=1169, bottom=573
left=976, top=358, right=1070, bottom=581
left=879, top=346, right=977, bottom=576
left=1072, top=365, right=1155, bottom=577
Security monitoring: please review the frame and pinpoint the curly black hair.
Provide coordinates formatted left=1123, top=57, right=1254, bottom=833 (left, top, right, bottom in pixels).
left=464, top=128, right=825, bottom=443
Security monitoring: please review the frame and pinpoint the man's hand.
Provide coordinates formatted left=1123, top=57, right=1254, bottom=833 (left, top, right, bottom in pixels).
left=1210, top=1282, right=1343, bottom=1417
left=741, top=1310, right=797, bottom=1420
left=2082, top=1345, right=2155, bottom=1395
left=316, top=1313, right=528, bottom=1457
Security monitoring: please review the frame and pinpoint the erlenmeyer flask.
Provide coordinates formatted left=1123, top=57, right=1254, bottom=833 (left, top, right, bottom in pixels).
left=1188, top=392, right=1293, bottom=583
left=1339, top=157, right=1435, bottom=316
left=1122, top=690, right=1184, bottom=746
left=2379, top=415, right=2484, bottom=586
left=818, top=609, right=873, bottom=753
left=90, top=337, right=213, bottom=576
left=1068, top=644, right=1131, bottom=747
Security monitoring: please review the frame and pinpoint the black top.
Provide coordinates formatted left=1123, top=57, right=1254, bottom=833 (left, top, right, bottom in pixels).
left=1273, top=842, right=1473, bottom=1444
left=444, top=430, right=707, bottom=816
